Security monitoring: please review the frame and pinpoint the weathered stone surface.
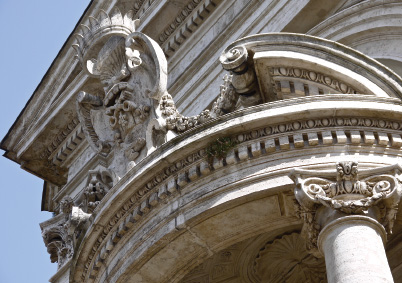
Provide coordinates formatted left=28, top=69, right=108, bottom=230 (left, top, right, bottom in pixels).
left=290, top=162, right=402, bottom=282
left=3, top=1, right=402, bottom=283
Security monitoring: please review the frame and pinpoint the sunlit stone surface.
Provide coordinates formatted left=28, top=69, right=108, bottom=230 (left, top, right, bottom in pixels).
left=3, top=1, right=402, bottom=282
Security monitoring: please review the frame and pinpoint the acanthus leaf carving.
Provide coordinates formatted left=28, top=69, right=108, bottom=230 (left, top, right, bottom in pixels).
left=290, top=162, right=402, bottom=255
left=41, top=196, right=91, bottom=269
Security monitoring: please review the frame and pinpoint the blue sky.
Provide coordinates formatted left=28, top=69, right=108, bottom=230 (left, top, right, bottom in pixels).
left=0, top=1, right=90, bottom=282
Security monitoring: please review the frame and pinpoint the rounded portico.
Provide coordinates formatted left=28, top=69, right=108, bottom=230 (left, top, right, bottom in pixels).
left=4, top=2, right=402, bottom=283
left=63, top=32, right=402, bottom=282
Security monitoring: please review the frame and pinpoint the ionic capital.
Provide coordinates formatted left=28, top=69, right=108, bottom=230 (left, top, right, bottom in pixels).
left=289, top=162, right=402, bottom=256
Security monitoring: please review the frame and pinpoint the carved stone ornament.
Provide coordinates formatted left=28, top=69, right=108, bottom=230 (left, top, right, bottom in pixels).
left=220, top=45, right=262, bottom=108
left=82, top=169, right=116, bottom=213
left=73, top=8, right=261, bottom=175
left=73, top=8, right=171, bottom=174
left=255, top=233, right=327, bottom=283
left=41, top=196, right=90, bottom=269
left=289, top=162, right=402, bottom=255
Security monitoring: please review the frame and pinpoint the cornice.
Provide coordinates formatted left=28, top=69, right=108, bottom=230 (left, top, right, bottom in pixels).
left=71, top=95, right=402, bottom=281
left=224, top=33, right=402, bottom=100
left=0, top=0, right=118, bottom=161
left=308, top=0, right=402, bottom=39
left=52, top=145, right=109, bottom=206
left=158, top=0, right=222, bottom=58
left=168, top=0, right=287, bottom=110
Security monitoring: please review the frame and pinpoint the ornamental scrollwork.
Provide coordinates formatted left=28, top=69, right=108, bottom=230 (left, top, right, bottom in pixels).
left=73, top=8, right=253, bottom=177
left=41, top=196, right=91, bottom=269
left=73, top=8, right=169, bottom=176
left=290, top=162, right=402, bottom=254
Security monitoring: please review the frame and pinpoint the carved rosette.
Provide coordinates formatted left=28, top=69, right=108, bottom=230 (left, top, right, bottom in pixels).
left=255, top=233, right=327, bottom=283
left=290, top=162, right=402, bottom=255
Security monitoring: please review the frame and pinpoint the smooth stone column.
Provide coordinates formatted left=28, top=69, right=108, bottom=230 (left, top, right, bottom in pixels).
left=318, top=215, right=393, bottom=283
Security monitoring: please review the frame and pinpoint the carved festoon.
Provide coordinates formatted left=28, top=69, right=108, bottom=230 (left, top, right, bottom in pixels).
left=290, top=162, right=402, bottom=255
left=73, top=8, right=261, bottom=176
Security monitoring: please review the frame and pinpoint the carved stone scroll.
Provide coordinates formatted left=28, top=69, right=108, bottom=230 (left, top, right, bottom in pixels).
left=220, top=45, right=262, bottom=108
left=40, top=196, right=91, bottom=269
left=289, top=162, right=402, bottom=255
left=73, top=9, right=172, bottom=175
left=73, top=8, right=274, bottom=171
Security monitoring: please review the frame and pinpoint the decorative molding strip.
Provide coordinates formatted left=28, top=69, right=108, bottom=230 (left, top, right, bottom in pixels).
left=78, top=115, right=402, bottom=281
left=40, top=119, right=84, bottom=167
left=133, top=0, right=151, bottom=17
left=270, top=67, right=357, bottom=96
left=50, top=125, right=85, bottom=167
left=159, top=0, right=222, bottom=57
left=158, top=0, right=203, bottom=44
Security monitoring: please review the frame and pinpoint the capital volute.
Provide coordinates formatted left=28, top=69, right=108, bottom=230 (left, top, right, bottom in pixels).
left=289, top=162, right=402, bottom=255
left=41, top=197, right=91, bottom=269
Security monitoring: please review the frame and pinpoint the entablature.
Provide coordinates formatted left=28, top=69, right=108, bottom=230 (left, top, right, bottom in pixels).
left=69, top=94, right=402, bottom=282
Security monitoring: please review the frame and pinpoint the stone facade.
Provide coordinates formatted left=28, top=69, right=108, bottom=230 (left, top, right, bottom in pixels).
left=3, top=1, right=402, bottom=282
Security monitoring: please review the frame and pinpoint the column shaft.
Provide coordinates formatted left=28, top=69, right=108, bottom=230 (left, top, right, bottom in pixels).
left=318, top=216, right=393, bottom=283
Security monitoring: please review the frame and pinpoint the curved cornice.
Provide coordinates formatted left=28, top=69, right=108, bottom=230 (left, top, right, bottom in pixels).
left=71, top=95, right=402, bottom=282
left=308, top=0, right=402, bottom=39
left=307, top=0, right=402, bottom=65
left=221, top=33, right=402, bottom=100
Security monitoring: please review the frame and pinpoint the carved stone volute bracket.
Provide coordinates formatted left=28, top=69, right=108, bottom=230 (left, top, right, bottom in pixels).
left=40, top=196, right=91, bottom=269
left=220, top=45, right=262, bottom=108
left=289, top=162, right=402, bottom=257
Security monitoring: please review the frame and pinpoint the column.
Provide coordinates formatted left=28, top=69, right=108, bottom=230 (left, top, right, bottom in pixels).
left=290, top=162, right=402, bottom=283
